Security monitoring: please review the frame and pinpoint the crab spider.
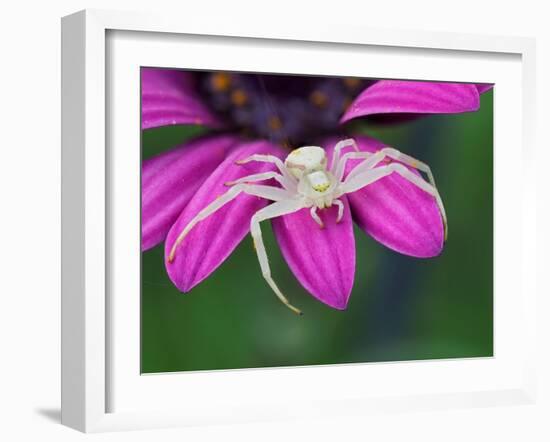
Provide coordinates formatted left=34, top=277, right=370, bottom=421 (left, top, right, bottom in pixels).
left=167, top=138, right=447, bottom=315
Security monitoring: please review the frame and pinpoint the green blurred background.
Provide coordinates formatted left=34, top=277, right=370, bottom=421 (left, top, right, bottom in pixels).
left=141, top=84, right=493, bottom=374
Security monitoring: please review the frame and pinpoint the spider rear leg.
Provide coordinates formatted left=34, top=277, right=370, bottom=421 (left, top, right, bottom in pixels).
left=332, top=151, right=372, bottom=181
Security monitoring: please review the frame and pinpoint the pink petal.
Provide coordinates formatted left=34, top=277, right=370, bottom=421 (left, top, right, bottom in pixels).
left=142, top=134, right=240, bottom=251
left=476, top=84, right=494, bottom=94
left=141, top=68, right=223, bottom=129
left=341, top=80, right=480, bottom=123
left=165, top=141, right=286, bottom=292
left=326, top=136, right=444, bottom=258
left=272, top=198, right=355, bottom=310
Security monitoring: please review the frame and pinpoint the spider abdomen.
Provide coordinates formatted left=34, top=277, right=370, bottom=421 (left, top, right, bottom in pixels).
left=284, top=146, right=327, bottom=179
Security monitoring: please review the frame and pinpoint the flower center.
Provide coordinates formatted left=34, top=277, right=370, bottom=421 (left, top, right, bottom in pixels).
left=200, top=72, right=367, bottom=147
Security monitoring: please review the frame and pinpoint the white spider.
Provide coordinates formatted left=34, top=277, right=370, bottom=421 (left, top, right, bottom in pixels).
left=168, top=138, right=447, bottom=315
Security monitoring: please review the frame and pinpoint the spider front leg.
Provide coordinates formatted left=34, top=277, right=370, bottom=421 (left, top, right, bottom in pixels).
left=331, top=138, right=359, bottom=171
left=346, top=147, right=448, bottom=239
left=386, top=149, right=447, bottom=239
left=342, top=164, right=442, bottom=233
left=250, top=199, right=307, bottom=315
left=344, top=163, right=438, bottom=195
left=332, top=151, right=372, bottom=182
left=167, top=183, right=293, bottom=262
left=309, top=200, right=344, bottom=228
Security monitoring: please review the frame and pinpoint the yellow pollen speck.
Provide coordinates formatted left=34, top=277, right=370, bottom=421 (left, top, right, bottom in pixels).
left=268, top=116, right=282, bottom=131
left=310, top=90, right=328, bottom=108
left=343, top=77, right=361, bottom=89
left=211, top=72, right=231, bottom=91
left=313, top=183, right=330, bottom=192
left=231, top=89, right=248, bottom=106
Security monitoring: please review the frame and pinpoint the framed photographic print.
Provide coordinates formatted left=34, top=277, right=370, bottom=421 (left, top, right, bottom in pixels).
left=61, top=9, right=537, bottom=432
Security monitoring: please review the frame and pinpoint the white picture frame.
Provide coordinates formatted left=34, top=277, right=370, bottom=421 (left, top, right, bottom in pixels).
left=61, top=9, right=537, bottom=433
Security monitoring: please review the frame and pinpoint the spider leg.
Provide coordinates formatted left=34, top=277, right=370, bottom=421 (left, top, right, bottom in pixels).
left=380, top=149, right=447, bottom=239
left=331, top=138, right=359, bottom=171
left=375, top=150, right=443, bottom=206
left=235, top=154, right=296, bottom=183
left=344, top=149, right=390, bottom=181
left=225, top=171, right=296, bottom=191
left=344, top=163, right=439, bottom=195
left=250, top=199, right=307, bottom=315
left=345, top=147, right=447, bottom=239
left=343, top=163, right=447, bottom=236
left=332, top=151, right=372, bottom=182
left=167, top=183, right=293, bottom=262
left=310, top=206, right=324, bottom=228
left=333, top=199, right=344, bottom=223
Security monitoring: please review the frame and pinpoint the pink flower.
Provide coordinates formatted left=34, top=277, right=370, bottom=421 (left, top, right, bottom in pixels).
left=142, top=68, right=491, bottom=312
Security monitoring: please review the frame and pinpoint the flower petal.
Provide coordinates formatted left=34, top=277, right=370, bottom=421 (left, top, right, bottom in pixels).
left=272, top=198, right=355, bottom=310
left=340, top=80, right=480, bottom=123
left=326, top=136, right=444, bottom=258
left=165, top=141, right=286, bottom=292
left=476, top=84, right=494, bottom=94
left=141, top=68, right=223, bottom=129
left=142, top=134, right=240, bottom=251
